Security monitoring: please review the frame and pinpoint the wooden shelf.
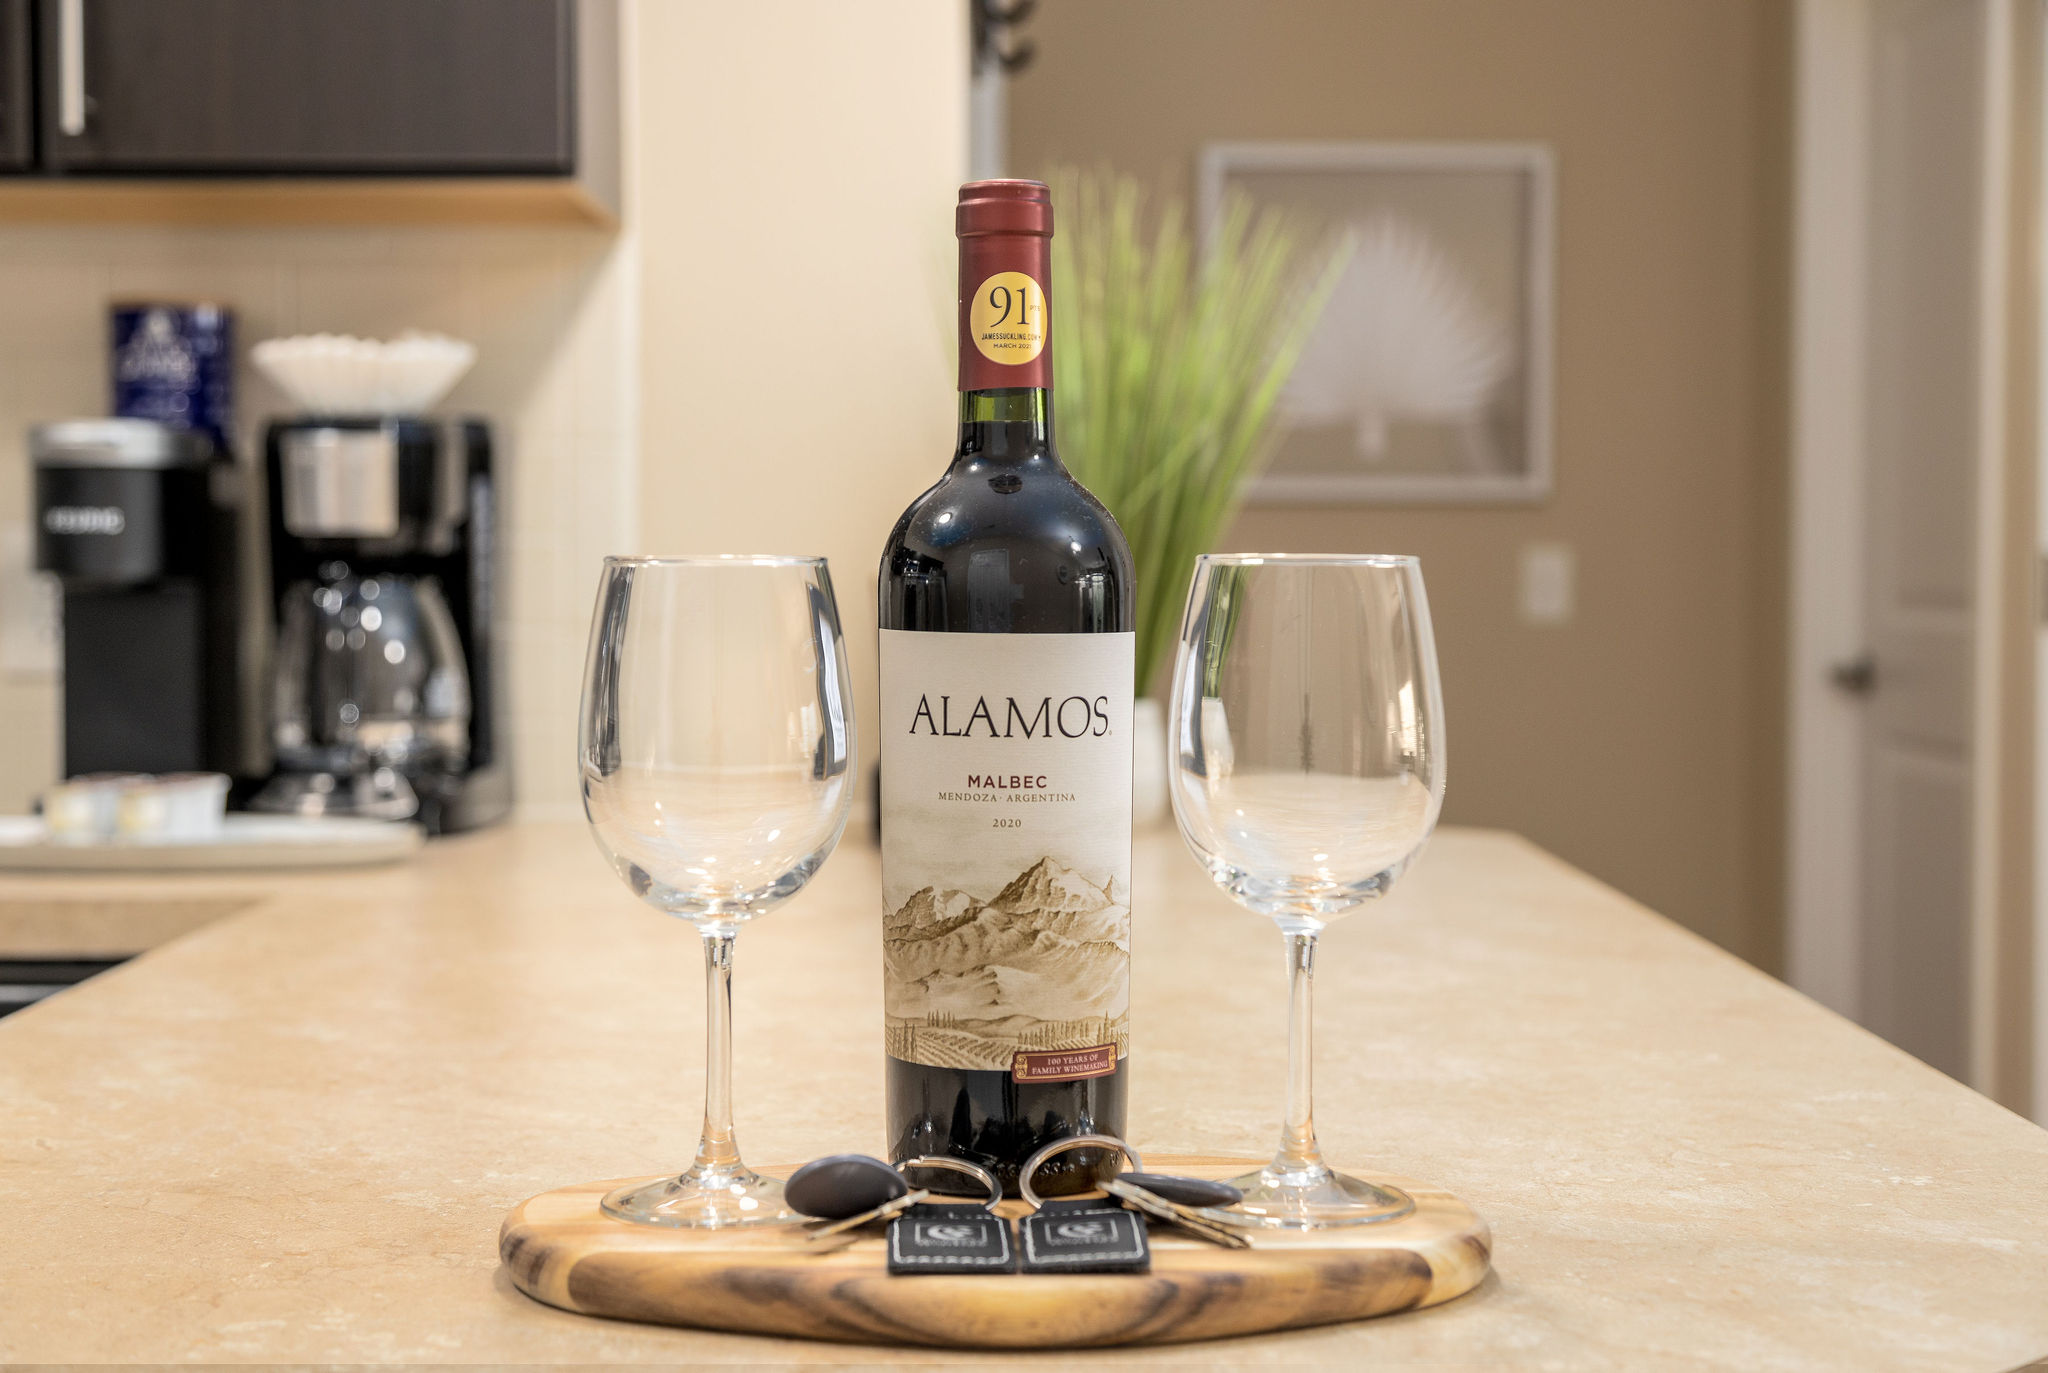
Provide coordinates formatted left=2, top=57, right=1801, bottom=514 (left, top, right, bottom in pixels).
left=0, top=177, right=617, bottom=228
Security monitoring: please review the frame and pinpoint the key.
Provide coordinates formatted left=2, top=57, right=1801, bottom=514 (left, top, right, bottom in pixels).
left=1119, top=1171, right=1244, bottom=1209
left=1103, top=1178, right=1251, bottom=1248
left=787, top=1153, right=909, bottom=1219
left=786, top=1152, right=928, bottom=1251
left=803, top=1188, right=932, bottom=1249
left=1102, top=1177, right=1252, bottom=1249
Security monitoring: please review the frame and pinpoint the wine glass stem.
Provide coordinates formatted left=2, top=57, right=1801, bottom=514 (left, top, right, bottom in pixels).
left=692, top=928, right=742, bottom=1176
left=1276, top=930, right=1327, bottom=1177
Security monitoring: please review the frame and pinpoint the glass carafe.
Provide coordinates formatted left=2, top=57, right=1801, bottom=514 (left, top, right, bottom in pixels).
left=266, top=562, right=470, bottom=819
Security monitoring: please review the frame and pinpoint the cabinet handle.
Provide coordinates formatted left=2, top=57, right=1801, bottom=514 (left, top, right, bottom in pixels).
left=57, top=0, right=85, bottom=136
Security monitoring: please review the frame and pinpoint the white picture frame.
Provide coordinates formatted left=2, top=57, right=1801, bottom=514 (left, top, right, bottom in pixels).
left=1199, top=141, right=1556, bottom=505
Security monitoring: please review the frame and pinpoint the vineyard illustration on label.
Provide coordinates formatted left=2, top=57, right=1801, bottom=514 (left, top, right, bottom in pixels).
left=884, top=856, right=1131, bottom=1073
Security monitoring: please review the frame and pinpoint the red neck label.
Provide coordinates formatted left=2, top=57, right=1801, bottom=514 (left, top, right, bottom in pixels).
left=959, top=233, right=1052, bottom=392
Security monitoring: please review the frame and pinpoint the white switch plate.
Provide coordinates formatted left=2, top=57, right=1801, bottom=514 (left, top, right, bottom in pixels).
left=1520, top=542, right=1575, bottom=626
left=0, top=522, right=61, bottom=676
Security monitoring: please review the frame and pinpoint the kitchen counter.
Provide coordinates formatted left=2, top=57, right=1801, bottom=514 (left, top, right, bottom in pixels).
left=1, top=823, right=2045, bottom=1368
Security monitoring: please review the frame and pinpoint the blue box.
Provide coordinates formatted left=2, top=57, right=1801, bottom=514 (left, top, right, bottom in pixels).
left=111, top=302, right=235, bottom=456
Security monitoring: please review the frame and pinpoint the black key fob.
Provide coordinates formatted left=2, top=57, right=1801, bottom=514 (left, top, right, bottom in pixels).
left=886, top=1203, right=1017, bottom=1274
left=786, top=1153, right=907, bottom=1220
left=1018, top=1198, right=1150, bottom=1274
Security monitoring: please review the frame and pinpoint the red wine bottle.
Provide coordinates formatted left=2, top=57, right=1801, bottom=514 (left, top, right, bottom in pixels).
left=878, top=180, right=1134, bottom=1196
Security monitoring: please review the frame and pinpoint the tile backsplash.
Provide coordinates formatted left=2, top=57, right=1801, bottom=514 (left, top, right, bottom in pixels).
left=0, top=222, right=637, bottom=817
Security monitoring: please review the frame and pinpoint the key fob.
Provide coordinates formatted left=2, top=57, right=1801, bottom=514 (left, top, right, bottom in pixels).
left=786, top=1154, right=907, bottom=1220
left=886, top=1202, right=1017, bottom=1274
left=1018, top=1197, right=1150, bottom=1274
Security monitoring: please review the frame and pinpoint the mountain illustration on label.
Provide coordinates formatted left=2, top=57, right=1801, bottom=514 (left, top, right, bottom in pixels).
left=884, top=856, right=1131, bottom=1074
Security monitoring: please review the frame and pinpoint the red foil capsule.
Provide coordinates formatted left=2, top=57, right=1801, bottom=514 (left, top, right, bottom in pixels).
left=957, top=179, right=1054, bottom=393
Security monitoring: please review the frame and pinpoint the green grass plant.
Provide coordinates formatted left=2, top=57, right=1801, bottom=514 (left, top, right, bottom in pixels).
left=1051, top=167, right=1350, bottom=694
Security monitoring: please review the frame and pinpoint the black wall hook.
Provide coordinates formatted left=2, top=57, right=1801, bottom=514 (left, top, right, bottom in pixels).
left=972, top=0, right=1037, bottom=75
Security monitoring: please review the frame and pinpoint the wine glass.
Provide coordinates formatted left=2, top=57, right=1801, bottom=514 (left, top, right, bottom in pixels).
left=578, top=555, right=855, bottom=1227
left=1167, top=554, right=1445, bottom=1228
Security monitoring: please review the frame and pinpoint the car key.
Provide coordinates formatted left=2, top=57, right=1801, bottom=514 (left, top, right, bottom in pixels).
left=1118, top=1172, right=1245, bottom=1209
left=803, top=1188, right=932, bottom=1249
left=1102, top=1177, right=1251, bottom=1249
left=785, top=1152, right=928, bottom=1250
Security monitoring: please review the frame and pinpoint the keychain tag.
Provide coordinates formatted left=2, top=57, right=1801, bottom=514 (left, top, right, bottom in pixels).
left=886, top=1203, right=1017, bottom=1274
left=1018, top=1198, right=1151, bottom=1274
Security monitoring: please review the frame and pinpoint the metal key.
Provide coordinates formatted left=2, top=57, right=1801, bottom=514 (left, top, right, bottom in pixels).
left=1102, top=1177, right=1252, bottom=1249
left=802, top=1188, right=932, bottom=1250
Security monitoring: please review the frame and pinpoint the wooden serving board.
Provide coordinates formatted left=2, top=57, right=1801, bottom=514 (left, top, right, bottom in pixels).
left=499, top=1158, right=1490, bottom=1349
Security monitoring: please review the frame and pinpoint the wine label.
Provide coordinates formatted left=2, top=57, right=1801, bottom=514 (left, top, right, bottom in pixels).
left=880, top=629, right=1134, bottom=1080
left=1012, top=1044, right=1117, bottom=1082
left=967, top=271, right=1047, bottom=366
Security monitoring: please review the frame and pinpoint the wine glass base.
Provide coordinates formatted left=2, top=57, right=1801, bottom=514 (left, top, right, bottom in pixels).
left=600, top=1165, right=797, bottom=1229
left=1193, top=1163, right=1416, bottom=1230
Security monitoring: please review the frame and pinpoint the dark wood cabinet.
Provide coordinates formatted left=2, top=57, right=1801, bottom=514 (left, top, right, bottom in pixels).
left=0, top=0, right=31, bottom=170
left=33, top=0, right=576, bottom=174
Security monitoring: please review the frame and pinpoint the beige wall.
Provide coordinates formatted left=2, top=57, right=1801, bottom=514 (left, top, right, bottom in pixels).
left=1010, top=0, right=1792, bottom=966
left=632, top=0, right=969, bottom=810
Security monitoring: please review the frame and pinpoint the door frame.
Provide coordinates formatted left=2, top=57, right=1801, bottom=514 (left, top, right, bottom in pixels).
left=1786, top=0, right=2019, bottom=1098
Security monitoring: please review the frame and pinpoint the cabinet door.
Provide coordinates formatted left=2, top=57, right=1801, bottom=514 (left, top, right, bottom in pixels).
left=37, top=0, right=574, bottom=174
left=0, top=0, right=30, bottom=170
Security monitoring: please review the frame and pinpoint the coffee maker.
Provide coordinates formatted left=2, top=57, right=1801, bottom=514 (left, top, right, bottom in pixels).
left=252, top=416, right=508, bottom=833
left=31, top=419, right=255, bottom=782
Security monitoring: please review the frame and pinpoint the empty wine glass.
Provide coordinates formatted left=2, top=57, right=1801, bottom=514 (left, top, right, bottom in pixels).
left=1167, top=554, right=1445, bottom=1228
left=579, top=555, right=855, bottom=1227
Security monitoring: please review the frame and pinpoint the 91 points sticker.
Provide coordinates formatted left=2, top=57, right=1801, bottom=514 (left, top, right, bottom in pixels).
left=970, top=271, right=1046, bottom=365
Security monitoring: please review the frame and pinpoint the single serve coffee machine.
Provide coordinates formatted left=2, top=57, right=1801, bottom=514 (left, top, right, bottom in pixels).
left=31, top=419, right=252, bottom=780
left=251, top=416, right=509, bottom=832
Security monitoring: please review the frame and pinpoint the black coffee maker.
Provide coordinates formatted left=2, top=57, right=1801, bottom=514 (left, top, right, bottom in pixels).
left=252, top=416, right=508, bottom=833
left=31, top=419, right=255, bottom=782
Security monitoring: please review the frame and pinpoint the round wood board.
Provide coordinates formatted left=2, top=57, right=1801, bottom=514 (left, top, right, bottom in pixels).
left=499, top=1157, right=1491, bottom=1349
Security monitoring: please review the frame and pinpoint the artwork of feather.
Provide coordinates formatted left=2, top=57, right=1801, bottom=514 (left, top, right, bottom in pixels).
left=1281, top=213, right=1513, bottom=462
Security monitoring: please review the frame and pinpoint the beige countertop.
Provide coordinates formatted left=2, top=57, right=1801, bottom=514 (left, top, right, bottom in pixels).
left=1, top=822, right=2045, bottom=1368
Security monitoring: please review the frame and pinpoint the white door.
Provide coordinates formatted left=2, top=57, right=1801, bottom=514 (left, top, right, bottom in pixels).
left=1790, top=0, right=2014, bottom=1090
left=1858, top=0, right=2001, bottom=1082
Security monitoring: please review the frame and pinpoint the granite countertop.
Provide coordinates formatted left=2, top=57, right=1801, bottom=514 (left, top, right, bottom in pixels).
left=1, top=822, right=2045, bottom=1368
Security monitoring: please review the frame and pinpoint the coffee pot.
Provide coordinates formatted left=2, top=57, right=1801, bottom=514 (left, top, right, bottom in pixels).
left=267, top=563, right=471, bottom=820
left=252, top=416, right=508, bottom=832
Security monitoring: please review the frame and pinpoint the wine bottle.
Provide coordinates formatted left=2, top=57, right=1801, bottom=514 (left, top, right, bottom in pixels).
left=878, top=180, right=1135, bottom=1196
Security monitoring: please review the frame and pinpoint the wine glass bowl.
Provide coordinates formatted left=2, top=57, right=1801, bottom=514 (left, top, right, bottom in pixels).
left=1173, top=771, right=1437, bottom=927
left=1168, top=553, right=1445, bottom=1227
left=579, top=555, right=854, bottom=1227
left=583, top=766, right=849, bottom=923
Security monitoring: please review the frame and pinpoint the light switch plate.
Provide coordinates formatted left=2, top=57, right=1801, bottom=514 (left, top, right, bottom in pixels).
left=0, top=522, right=61, bottom=676
left=1520, top=542, right=1575, bottom=626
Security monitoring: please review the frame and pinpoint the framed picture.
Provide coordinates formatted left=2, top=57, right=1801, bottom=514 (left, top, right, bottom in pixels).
left=1198, top=142, right=1555, bottom=504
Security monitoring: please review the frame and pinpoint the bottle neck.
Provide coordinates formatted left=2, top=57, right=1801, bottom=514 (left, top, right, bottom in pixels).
left=955, top=387, right=1055, bottom=465
left=957, top=224, right=1052, bottom=393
